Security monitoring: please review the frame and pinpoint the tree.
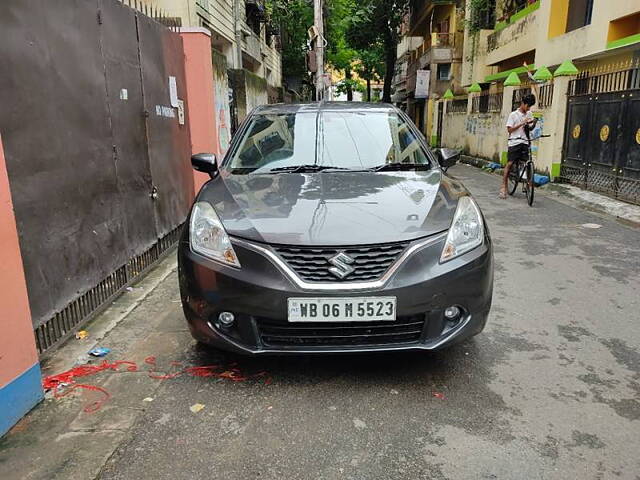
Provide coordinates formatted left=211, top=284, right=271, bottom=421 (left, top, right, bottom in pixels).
left=266, top=0, right=314, bottom=94
left=355, top=46, right=385, bottom=101
left=268, top=0, right=409, bottom=103
left=325, top=0, right=360, bottom=100
left=344, top=0, right=409, bottom=103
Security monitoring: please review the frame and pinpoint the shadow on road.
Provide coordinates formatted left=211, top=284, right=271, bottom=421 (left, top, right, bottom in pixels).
left=182, top=339, right=483, bottom=388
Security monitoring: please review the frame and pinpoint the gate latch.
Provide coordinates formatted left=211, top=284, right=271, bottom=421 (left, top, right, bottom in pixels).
left=150, top=186, right=159, bottom=200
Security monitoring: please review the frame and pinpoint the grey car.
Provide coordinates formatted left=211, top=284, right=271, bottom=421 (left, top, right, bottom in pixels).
left=178, top=102, right=493, bottom=354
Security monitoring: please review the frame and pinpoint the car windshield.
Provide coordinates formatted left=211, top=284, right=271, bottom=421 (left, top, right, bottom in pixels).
left=226, top=110, right=431, bottom=173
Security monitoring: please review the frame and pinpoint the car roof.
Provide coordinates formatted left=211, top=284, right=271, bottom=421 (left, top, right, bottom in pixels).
left=252, top=102, right=399, bottom=115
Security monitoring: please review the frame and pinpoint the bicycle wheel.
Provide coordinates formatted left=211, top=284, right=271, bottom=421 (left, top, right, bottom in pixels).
left=508, top=163, right=519, bottom=195
left=525, top=162, right=535, bottom=206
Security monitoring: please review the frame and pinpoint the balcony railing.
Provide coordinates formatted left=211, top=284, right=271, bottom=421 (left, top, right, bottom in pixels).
left=409, top=33, right=455, bottom=63
left=447, top=98, right=468, bottom=114
left=471, top=91, right=503, bottom=113
left=569, top=64, right=640, bottom=96
left=392, top=60, right=409, bottom=86
left=409, top=0, right=455, bottom=32
left=497, top=0, right=529, bottom=24
left=511, top=83, right=553, bottom=110
left=494, top=0, right=540, bottom=31
left=242, top=27, right=262, bottom=61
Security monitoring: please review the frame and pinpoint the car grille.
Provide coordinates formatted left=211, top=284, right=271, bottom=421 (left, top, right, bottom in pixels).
left=257, top=316, right=426, bottom=348
left=272, top=242, right=410, bottom=283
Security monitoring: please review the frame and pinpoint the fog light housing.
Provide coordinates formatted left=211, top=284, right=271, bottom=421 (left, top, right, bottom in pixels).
left=444, top=306, right=461, bottom=320
left=218, top=311, right=235, bottom=327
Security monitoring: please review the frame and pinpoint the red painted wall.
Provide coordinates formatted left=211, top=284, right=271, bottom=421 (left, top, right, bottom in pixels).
left=180, top=29, right=219, bottom=194
left=0, top=133, right=39, bottom=388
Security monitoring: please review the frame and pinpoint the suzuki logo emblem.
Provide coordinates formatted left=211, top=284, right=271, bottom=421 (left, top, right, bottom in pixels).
left=328, top=252, right=355, bottom=279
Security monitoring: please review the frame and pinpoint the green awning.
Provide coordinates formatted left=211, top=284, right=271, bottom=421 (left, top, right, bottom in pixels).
left=533, top=66, right=553, bottom=82
left=504, top=72, right=522, bottom=86
left=554, top=60, right=580, bottom=77
left=468, top=82, right=482, bottom=93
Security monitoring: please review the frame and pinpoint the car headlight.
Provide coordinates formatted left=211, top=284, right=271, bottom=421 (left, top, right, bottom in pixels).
left=440, top=196, right=484, bottom=263
left=189, top=202, right=240, bottom=267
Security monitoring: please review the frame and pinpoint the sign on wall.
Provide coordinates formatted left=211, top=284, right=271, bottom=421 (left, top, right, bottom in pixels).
left=415, top=69, right=430, bottom=99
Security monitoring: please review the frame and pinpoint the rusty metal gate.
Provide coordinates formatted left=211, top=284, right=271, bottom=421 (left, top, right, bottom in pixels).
left=560, top=66, right=640, bottom=204
left=0, top=0, right=193, bottom=354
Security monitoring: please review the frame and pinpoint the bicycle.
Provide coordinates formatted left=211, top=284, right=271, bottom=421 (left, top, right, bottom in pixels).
left=507, top=132, right=550, bottom=206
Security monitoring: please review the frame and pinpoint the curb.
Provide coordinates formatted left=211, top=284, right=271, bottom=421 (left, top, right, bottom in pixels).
left=41, top=253, right=179, bottom=376
left=460, top=155, right=550, bottom=186
left=457, top=156, right=640, bottom=228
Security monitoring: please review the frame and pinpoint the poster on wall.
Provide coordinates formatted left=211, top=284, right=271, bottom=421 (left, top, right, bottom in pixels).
left=415, top=70, right=430, bottom=99
left=169, top=76, right=178, bottom=107
left=214, top=81, right=231, bottom=155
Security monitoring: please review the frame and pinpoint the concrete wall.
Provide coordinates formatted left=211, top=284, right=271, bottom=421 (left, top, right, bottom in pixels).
left=462, top=29, right=496, bottom=86
left=440, top=83, right=562, bottom=176
left=0, top=133, right=43, bottom=436
left=245, top=71, right=269, bottom=114
left=180, top=29, right=218, bottom=193
left=442, top=109, right=504, bottom=164
left=212, top=49, right=232, bottom=156
left=198, top=0, right=235, bottom=44
left=230, top=69, right=268, bottom=124
left=449, top=0, right=640, bottom=179
left=487, top=9, right=539, bottom=66
left=465, top=0, right=640, bottom=86
left=145, top=0, right=282, bottom=87
left=538, top=0, right=640, bottom=67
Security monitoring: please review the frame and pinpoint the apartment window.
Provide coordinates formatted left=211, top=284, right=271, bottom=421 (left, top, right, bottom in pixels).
left=607, top=12, right=640, bottom=47
left=245, top=1, right=264, bottom=36
left=436, top=17, right=450, bottom=34
left=437, top=63, right=451, bottom=81
left=566, top=0, right=594, bottom=33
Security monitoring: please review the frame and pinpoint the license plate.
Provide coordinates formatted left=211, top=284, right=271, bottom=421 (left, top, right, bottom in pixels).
left=288, top=297, right=397, bottom=322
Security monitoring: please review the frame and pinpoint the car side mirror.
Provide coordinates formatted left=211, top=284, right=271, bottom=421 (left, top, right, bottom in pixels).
left=191, top=153, right=218, bottom=178
left=436, top=148, right=460, bottom=172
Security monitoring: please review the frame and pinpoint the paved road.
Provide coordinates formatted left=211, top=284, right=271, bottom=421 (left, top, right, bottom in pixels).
left=5, top=164, right=637, bottom=480
left=95, top=165, right=640, bottom=480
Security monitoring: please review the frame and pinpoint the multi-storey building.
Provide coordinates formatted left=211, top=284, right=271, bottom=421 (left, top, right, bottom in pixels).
left=424, top=0, right=640, bottom=203
left=141, top=0, right=283, bottom=132
left=397, top=1, right=465, bottom=145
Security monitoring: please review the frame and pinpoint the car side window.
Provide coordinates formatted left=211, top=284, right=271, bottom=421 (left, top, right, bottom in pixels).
left=396, top=122, right=429, bottom=164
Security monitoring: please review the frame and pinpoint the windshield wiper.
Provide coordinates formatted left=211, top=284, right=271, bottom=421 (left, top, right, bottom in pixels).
left=267, top=164, right=351, bottom=174
left=369, top=163, right=431, bottom=172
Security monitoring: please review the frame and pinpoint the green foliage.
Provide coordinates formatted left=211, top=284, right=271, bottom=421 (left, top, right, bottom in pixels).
left=325, top=0, right=359, bottom=71
left=266, top=0, right=314, bottom=80
left=335, top=78, right=366, bottom=96
left=328, top=0, right=409, bottom=102
left=356, top=44, right=385, bottom=83
left=466, top=0, right=495, bottom=35
left=268, top=0, right=410, bottom=102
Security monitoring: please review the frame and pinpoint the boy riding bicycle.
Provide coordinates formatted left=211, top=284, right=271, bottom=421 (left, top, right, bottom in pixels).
left=500, top=94, right=537, bottom=199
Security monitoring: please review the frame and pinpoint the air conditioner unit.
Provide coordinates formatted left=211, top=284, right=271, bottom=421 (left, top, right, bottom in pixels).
left=307, top=26, right=319, bottom=41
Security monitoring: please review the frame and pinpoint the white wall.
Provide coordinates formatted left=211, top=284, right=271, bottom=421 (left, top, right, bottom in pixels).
left=440, top=85, right=562, bottom=175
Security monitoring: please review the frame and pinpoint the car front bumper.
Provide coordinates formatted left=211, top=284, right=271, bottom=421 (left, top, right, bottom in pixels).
left=178, top=229, right=493, bottom=355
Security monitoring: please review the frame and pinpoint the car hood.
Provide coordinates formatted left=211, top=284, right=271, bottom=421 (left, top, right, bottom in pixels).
left=197, top=170, right=468, bottom=246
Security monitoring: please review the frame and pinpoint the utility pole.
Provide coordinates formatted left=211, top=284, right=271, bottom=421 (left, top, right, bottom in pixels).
left=233, top=0, right=243, bottom=69
left=314, top=0, right=325, bottom=101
